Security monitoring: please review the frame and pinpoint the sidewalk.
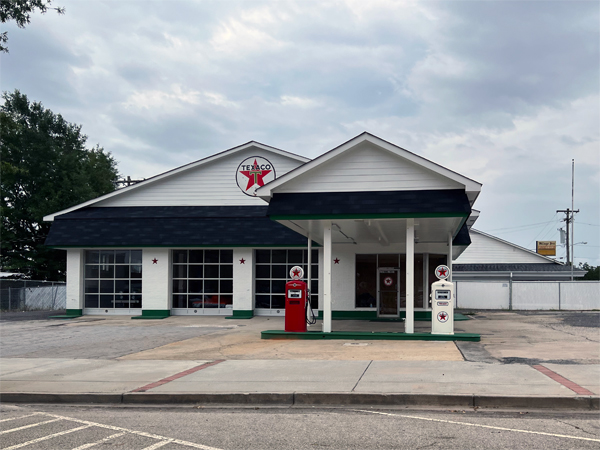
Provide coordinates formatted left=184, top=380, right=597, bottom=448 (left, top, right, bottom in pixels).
left=1, top=313, right=599, bottom=410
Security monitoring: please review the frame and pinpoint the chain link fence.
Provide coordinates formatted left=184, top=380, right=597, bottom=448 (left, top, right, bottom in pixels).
left=0, top=280, right=66, bottom=311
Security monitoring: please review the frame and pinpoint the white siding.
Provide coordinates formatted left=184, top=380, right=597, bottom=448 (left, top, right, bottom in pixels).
left=96, top=147, right=304, bottom=207
left=278, top=142, right=463, bottom=193
left=454, top=230, right=552, bottom=264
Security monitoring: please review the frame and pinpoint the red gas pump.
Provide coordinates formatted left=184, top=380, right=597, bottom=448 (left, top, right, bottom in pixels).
left=285, top=280, right=307, bottom=332
left=285, top=266, right=308, bottom=332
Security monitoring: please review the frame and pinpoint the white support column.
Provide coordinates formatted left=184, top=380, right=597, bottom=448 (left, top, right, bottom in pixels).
left=448, top=232, right=453, bottom=282
left=323, top=221, right=332, bottom=333
left=66, top=249, right=84, bottom=312
left=423, top=253, right=430, bottom=310
left=406, top=219, right=415, bottom=334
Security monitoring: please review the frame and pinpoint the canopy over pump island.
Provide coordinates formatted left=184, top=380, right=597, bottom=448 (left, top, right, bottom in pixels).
left=45, top=133, right=486, bottom=338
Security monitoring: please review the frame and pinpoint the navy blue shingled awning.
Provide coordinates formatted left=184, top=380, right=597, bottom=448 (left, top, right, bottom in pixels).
left=266, top=190, right=471, bottom=220
left=45, top=206, right=309, bottom=247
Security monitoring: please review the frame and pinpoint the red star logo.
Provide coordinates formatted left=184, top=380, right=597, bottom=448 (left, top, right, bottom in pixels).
left=292, top=268, right=301, bottom=277
left=334, top=258, right=340, bottom=264
left=239, top=258, right=245, bottom=264
left=239, top=159, right=272, bottom=191
left=437, top=267, right=448, bottom=277
left=152, top=258, right=158, bottom=264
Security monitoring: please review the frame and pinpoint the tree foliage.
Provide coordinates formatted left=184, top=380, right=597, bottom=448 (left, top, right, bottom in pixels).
left=0, top=0, right=64, bottom=52
left=578, top=263, right=600, bottom=281
left=1, top=90, right=118, bottom=280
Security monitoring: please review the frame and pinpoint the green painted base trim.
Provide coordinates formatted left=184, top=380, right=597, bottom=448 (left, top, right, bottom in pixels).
left=261, top=330, right=480, bottom=341
left=316, top=310, right=470, bottom=321
left=131, top=310, right=170, bottom=320
left=225, top=310, right=254, bottom=319
left=50, top=309, right=82, bottom=319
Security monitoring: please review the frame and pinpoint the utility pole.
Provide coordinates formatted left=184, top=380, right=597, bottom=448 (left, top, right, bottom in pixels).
left=556, top=208, right=577, bottom=266
left=557, top=160, right=578, bottom=281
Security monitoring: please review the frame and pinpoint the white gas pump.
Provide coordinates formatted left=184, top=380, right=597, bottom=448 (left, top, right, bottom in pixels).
left=431, top=265, right=454, bottom=335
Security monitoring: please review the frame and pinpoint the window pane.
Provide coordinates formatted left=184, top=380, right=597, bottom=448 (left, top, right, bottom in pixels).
left=219, top=295, right=233, bottom=308
left=220, top=250, right=233, bottom=263
left=131, top=280, right=142, bottom=294
left=189, top=295, right=203, bottom=308
left=204, top=280, right=218, bottom=293
left=100, top=294, right=114, bottom=308
left=131, top=265, right=142, bottom=278
left=173, top=250, right=187, bottom=264
left=85, top=294, right=99, bottom=308
left=85, top=265, right=99, bottom=278
left=115, top=279, right=129, bottom=294
left=255, top=295, right=270, bottom=308
left=271, top=295, right=285, bottom=309
left=100, top=280, right=114, bottom=293
left=115, top=265, right=129, bottom=279
left=189, top=279, right=203, bottom=293
left=288, top=250, right=302, bottom=264
left=220, top=265, right=233, bottom=278
left=100, top=250, right=115, bottom=264
left=310, top=294, right=318, bottom=309
left=311, top=249, right=318, bottom=261
left=173, top=280, right=187, bottom=294
left=188, top=265, right=203, bottom=278
left=204, top=265, right=219, bottom=278
left=173, top=264, right=188, bottom=278
left=130, top=250, right=142, bottom=264
left=189, top=250, right=203, bottom=263
left=172, top=295, right=187, bottom=308
left=272, top=250, right=286, bottom=263
left=255, top=250, right=270, bottom=264
left=100, top=265, right=114, bottom=278
left=255, top=265, right=270, bottom=278
left=115, top=295, right=129, bottom=308
left=311, top=279, right=319, bottom=293
left=204, top=250, right=219, bottom=263
left=85, top=280, right=99, bottom=293
left=220, top=280, right=233, bottom=293
left=255, top=280, right=270, bottom=294
left=272, top=265, right=287, bottom=279
left=272, top=280, right=286, bottom=294
left=130, top=295, right=142, bottom=308
left=85, top=250, right=100, bottom=264
left=115, top=250, right=129, bottom=264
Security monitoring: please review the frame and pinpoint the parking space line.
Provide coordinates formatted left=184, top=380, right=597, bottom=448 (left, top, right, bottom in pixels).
left=36, top=412, right=223, bottom=450
left=3, top=424, right=92, bottom=450
left=0, top=418, right=62, bottom=434
left=140, top=440, right=173, bottom=450
left=70, top=432, right=126, bottom=449
left=532, top=365, right=595, bottom=395
left=0, top=413, right=41, bottom=423
left=354, top=410, right=600, bottom=443
left=131, top=359, right=225, bottom=393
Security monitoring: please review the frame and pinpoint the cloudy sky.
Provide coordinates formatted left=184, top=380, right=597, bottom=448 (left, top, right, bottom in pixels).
left=2, top=0, right=599, bottom=266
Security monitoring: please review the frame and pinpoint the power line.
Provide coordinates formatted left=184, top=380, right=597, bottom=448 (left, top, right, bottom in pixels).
left=485, top=220, right=558, bottom=232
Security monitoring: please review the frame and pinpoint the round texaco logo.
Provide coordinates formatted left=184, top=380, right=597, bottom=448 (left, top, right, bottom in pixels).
left=383, top=277, right=393, bottom=287
left=236, top=156, right=276, bottom=196
left=290, top=266, right=304, bottom=280
left=437, top=311, right=449, bottom=323
left=435, top=265, right=450, bottom=280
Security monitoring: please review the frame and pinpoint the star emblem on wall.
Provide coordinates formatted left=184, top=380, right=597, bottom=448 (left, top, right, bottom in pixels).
left=239, top=258, right=246, bottom=264
left=152, top=258, right=158, bottom=264
left=239, top=159, right=272, bottom=190
left=334, top=258, right=340, bottom=264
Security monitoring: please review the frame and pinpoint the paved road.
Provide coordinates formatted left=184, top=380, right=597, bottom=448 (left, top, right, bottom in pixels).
left=1, top=404, right=599, bottom=450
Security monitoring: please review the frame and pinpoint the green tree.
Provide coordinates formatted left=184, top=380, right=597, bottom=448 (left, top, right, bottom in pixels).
left=1, top=90, right=118, bottom=280
left=578, top=263, right=600, bottom=281
left=0, top=0, right=64, bottom=52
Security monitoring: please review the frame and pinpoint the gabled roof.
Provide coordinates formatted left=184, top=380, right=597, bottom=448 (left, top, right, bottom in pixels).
left=256, top=132, right=482, bottom=204
left=469, top=229, right=563, bottom=264
left=43, top=141, right=309, bottom=222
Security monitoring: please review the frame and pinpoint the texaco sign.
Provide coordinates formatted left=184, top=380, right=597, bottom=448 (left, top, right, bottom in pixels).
left=236, top=157, right=276, bottom=196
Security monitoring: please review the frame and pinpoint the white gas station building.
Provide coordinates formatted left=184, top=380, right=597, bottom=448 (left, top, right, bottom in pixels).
left=44, top=132, right=578, bottom=331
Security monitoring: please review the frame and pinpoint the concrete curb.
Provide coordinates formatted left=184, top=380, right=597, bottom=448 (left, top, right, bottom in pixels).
left=2, top=392, right=598, bottom=410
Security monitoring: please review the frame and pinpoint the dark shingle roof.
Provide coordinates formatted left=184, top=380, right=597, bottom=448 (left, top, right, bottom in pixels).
left=45, top=206, right=308, bottom=247
left=267, top=190, right=471, bottom=218
left=453, top=263, right=580, bottom=272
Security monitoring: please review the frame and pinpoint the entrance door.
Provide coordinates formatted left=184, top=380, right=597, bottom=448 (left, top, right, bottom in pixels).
left=378, top=268, right=399, bottom=317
